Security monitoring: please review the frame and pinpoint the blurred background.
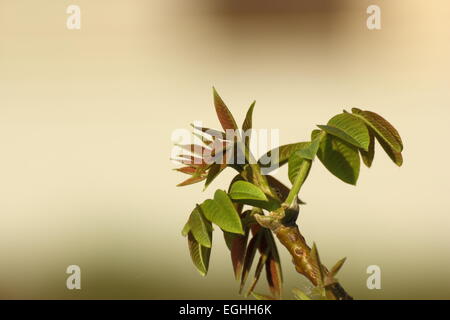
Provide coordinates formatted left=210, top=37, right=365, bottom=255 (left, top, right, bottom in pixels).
left=0, top=0, right=449, bottom=299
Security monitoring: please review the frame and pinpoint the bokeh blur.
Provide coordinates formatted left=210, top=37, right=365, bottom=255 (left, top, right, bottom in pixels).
left=0, top=0, right=449, bottom=299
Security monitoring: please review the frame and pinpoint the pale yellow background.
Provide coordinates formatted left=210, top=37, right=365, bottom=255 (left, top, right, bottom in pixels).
left=0, top=0, right=449, bottom=299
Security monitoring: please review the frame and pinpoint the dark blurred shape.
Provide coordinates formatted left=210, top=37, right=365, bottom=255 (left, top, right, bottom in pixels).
left=189, top=0, right=349, bottom=39
left=214, top=0, right=341, bottom=15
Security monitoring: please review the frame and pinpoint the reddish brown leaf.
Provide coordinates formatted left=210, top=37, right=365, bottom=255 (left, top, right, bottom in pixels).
left=265, top=253, right=282, bottom=299
left=247, top=249, right=269, bottom=297
left=230, top=232, right=249, bottom=280
left=174, top=166, right=197, bottom=175
left=239, top=232, right=262, bottom=294
left=264, top=230, right=283, bottom=298
left=213, top=88, right=238, bottom=131
left=374, top=131, right=403, bottom=166
left=352, top=108, right=403, bottom=152
left=177, top=175, right=207, bottom=187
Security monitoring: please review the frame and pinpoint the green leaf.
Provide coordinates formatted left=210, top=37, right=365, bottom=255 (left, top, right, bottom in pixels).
left=360, top=129, right=375, bottom=167
left=315, top=133, right=361, bottom=185
left=181, top=221, right=191, bottom=237
left=325, top=113, right=370, bottom=151
left=229, top=181, right=268, bottom=202
left=292, top=288, right=312, bottom=300
left=188, top=206, right=213, bottom=248
left=213, top=88, right=238, bottom=131
left=187, top=232, right=211, bottom=276
left=318, top=113, right=369, bottom=151
left=201, top=190, right=244, bottom=234
left=317, top=125, right=363, bottom=149
left=351, top=108, right=403, bottom=152
left=258, top=142, right=309, bottom=172
left=311, top=129, right=321, bottom=140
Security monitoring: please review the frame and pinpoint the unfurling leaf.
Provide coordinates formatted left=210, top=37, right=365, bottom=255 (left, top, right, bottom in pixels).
left=229, top=181, right=268, bottom=202
left=213, top=88, right=238, bottom=131
left=201, top=190, right=244, bottom=234
left=351, top=108, right=403, bottom=152
left=360, top=129, right=375, bottom=167
left=258, top=142, right=309, bottom=172
left=187, top=232, right=211, bottom=276
left=188, top=206, right=213, bottom=248
left=313, top=131, right=360, bottom=185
